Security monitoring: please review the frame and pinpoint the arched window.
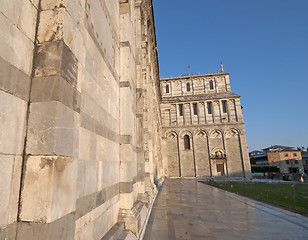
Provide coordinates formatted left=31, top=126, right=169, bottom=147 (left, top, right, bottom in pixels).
left=193, top=103, right=197, bottom=115
left=222, top=100, right=227, bottom=113
left=184, top=135, right=190, bottom=150
left=209, top=80, right=214, bottom=90
left=179, top=104, right=183, bottom=116
left=186, top=82, right=190, bottom=91
left=207, top=102, right=212, bottom=114
left=166, top=84, right=169, bottom=93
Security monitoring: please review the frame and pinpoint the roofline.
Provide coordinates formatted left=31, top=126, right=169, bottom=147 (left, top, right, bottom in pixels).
left=267, top=149, right=301, bottom=153
left=161, top=72, right=230, bottom=81
left=261, top=145, right=294, bottom=150
left=161, top=93, right=241, bottom=104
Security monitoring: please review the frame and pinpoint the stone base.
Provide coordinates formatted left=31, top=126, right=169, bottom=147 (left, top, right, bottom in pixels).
left=137, top=192, right=150, bottom=208
left=118, top=201, right=148, bottom=238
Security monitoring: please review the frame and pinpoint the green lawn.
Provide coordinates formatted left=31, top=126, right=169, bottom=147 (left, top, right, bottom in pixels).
left=210, top=182, right=308, bottom=215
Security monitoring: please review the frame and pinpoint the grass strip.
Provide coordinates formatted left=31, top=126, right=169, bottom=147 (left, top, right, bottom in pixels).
left=211, top=182, right=308, bottom=215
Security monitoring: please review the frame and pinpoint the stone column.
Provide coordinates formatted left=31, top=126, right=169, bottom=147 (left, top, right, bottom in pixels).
left=118, top=0, right=140, bottom=236
left=171, top=104, right=177, bottom=126
left=228, top=99, right=236, bottom=122
left=184, top=103, right=191, bottom=125
left=239, top=129, right=252, bottom=179
left=235, top=98, right=243, bottom=122
left=213, top=101, right=221, bottom=123
left=199, top=102, right=205, bottom=124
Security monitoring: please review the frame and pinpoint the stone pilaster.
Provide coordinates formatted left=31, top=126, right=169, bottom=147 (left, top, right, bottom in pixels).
left=19, top=1, right=79, bottom=239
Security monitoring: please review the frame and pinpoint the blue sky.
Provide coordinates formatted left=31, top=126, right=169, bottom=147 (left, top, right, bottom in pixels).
left=153, top=0, right=308, bottom=151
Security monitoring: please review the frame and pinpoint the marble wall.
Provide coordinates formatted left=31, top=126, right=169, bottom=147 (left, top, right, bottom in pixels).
left=0, top=0, right=162, bottom=239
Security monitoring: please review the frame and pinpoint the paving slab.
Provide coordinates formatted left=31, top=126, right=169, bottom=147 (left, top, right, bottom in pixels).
left=144, top=179, right=308, bottom=240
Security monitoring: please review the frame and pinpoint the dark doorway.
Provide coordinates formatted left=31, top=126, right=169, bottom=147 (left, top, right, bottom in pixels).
left=216, top=164, right=225, bottom=176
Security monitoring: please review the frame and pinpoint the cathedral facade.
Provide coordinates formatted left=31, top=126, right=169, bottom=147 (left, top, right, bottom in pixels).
left=160, top=69, right=251, bottom=178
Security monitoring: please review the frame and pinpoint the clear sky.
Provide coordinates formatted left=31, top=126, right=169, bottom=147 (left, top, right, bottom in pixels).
left=153, top=0, right=308, bottom=151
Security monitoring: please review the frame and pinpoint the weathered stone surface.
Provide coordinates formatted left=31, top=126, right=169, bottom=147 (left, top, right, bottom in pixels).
left=26, top=101, right=77, bottom=157
left=0, top=55, right=31, bottom=101
left=37, top=7, right=65, bottom=43
left=0, top=91, right=27, bottom=155
left=0, top=8, right=34, bottom=75
left=1, top=0, right=163, bottom=239
left=31, top=75, right=81, bottom=112
left=16, top=213, right=75, bottom=240
left=34, top=41, right=78, bottom=87
left=18, top=0, right=38, bottom=41
left=0, top=155, right=22, bottom=225
left=20, top=156, right=77, bottom=223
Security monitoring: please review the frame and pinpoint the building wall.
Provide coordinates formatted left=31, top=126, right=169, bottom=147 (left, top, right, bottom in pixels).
left=0, top=0, right=162, bottom=239
left=161, top=74, right=251, bottom=179
left=0, top=0, right=37, bottom=236
left=268, top=151, right=303, bottom=174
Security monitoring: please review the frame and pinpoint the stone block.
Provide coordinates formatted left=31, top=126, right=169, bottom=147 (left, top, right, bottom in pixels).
left=119, top=161, right=132, bottom=182
left=76, top=192, right=96, bottom=220
left=0, top=222, right=17, bottom=240
left=26, top=101, right=76, bottom=157
left=93, top=211, right=108, bottom=240
left=74, top=220, right=93, bottom=240
left=30, top=0, right=39, bottom=8
left=96, top=135, right=106, bottom=162
left=119, top=193, right=134, bottom=210
left=34, top=41, right=78, bottom=87
left=0, top=155, right=22, bottom=225
left=41, top=0, right=67, bottom=10
left=18, top=0, right=37, bottom=41
left=0, top=91, right=27, bottom=155
left=20, top=155, right=77, bottom=223
left=0, top=0, right=20, bottom=25
left=37, top=8, right=65, bottom=42
left=106, top=184, right=119, bottom=202
left=31, top=75, right=81, bottom=113
left=16, top=213, right=75, bottom=240
left=0, top=11, right=34, bottom=77
left=76, top=160, right=85, bottom=199
left=0, top=55, right=31, bottom=101
left=84, top=160, right=98, bottom=196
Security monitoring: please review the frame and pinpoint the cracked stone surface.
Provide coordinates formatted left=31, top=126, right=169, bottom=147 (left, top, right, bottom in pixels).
left=144, top=179, right=308, bottom=240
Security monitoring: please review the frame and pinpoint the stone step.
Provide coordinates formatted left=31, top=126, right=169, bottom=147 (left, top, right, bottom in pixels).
left=118, top=231, right=137, bottom=240
left=101, top=223, right=125, bottom=240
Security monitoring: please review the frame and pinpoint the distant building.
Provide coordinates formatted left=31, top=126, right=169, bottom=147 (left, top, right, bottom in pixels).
left=250, top=145, right=305, bottom=174
left=160, top=68, right=251, bottom=179
left=302, top=154, right=308, bottom=174
left=249, top=151, right=268, bottom=165
left=267, top=149, right=303, bottom=174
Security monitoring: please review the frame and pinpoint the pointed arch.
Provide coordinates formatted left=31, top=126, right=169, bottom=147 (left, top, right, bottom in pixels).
left=211, top=147, right=225, bottom=159
left=165, top=130, right=178, bottom=139
left=209, top=80, right=214, bottom=89
left=225, top=128, right=240, bottom=138
left=210, top=129, right=223, bottom=139
left=165, top=84, right=170, bottom=93
left=195, top=129, right=207, bottom=139
left=186, top=82, right=191, bottom=91
left=179, top=130, right=193, bottom=138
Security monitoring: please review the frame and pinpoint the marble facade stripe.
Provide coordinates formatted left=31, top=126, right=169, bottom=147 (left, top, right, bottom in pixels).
left=31, top=76, right=81, bottom=113
left=0, top=56, right=31, bottom=102
left=76, top=183, right=119, bottom=220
